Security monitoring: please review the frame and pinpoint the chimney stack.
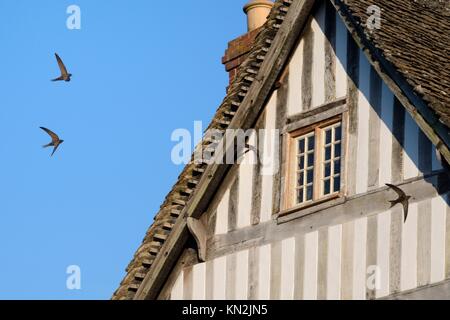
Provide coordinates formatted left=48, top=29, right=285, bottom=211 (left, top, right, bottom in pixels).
left=243, top=0, right=274, bottom=31
left=222, top=0, right=274, bottom=87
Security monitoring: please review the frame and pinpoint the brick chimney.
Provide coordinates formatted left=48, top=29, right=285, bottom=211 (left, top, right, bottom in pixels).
left=222, top=0, right=274, bottom=87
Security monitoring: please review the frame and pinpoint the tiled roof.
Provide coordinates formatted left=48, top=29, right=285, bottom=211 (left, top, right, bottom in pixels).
left=342, top=0, right=450, bottom=127
left=112, top=0, right=294, bottom=300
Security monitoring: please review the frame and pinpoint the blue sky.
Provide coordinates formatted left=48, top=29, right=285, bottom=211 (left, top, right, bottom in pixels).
left=0, top=0, right=248, bottom=299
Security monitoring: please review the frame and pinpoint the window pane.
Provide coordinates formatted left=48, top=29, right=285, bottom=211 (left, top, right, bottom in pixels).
left=335, top=143, right=341, bottom=158
left=334, top=176, right=341, bottom=192
left=334, top=159, right=341, bottom=175
left=325, top=129, right=332, bottom=144
left=306, top=185, right=313, bottom=201
left=307, top=153, right=315, bottom=167
left=324, top=162, right=331, bottom=178
left=335, top=125, right=342, bottom=141
left=307, top=169, right=314, bottom=183
left=325, top=146, right=332, bottom=161
left=324, top=180, right=331, bottom=195
left=298, top=138, right=305, bottom=153
left=298, top=156, right=304, bottom=170
left=297, top=188, right=304, bottom=204
left=308, top=136, right=315, bottom=150
left=297, top=173, right=304, bottom=186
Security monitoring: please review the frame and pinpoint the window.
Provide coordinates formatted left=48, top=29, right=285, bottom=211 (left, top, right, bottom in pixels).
left=295, top=132, right=315, bottom=203
left=285, top=116, right=343, bottom=209
left=320, top=122, right=342, bottom=198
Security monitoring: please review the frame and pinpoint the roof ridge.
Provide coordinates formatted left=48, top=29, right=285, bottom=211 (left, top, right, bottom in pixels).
left=112, top=0, right=293, bottom=300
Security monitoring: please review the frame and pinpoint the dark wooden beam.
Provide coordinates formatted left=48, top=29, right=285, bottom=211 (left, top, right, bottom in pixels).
left=186, top=217, right=208, bottom=262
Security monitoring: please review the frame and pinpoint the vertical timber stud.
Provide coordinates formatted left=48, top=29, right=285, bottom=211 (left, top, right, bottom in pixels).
left=272, top=67, right=289, bottom=215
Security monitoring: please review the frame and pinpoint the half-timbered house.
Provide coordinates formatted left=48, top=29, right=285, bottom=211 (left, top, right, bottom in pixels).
left=113, top=0, right=450, bottom=300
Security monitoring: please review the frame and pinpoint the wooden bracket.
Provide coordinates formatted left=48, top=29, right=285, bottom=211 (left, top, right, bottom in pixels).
left=186, top=217, right=207, bottom=262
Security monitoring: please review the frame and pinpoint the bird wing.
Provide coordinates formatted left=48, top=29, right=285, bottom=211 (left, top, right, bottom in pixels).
left=40, top=127, right=60, bottom=143
left=242, top=143, right=260, bottom=164
left=55, top=53, right=68, bottom=76
left=247, top=144, right=258, bottom=153
left=386, top=183, right=406, bottom=198
left=401, top=200, right=409, bottom=222
left=51, top=144, right=60, bottom=157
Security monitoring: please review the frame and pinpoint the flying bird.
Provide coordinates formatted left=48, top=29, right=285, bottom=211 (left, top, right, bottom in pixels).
left=40, top=127, right=64, bottom=157
left=237, top=142, right=260, bottom=165
left=386, top=183, right=411, bottom=223
left=51, top=53, right=72, bottom=82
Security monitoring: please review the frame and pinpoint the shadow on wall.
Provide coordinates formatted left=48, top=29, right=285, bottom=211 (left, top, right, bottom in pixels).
left=318, top=0, right=450, bottom=206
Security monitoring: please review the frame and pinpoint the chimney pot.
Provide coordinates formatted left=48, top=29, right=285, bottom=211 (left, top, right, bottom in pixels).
left=243, top=0, right=274, bottom=31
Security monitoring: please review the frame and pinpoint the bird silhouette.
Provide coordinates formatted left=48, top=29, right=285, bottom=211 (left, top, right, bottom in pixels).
left=386, top=183, right=411, bottom=222
left=243, top=143, right=260, bottom=163
left=51, top=53, right=72, bottom=82
left=40, top=127, right=64, bottom=157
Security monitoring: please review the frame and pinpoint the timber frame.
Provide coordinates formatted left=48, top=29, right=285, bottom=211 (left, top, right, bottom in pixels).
left=134, top=0, right=317, bottom=300
left=114, top=0, right=450, bottom=300
left=331, top=0, right=450, bottom=164
left=206, top=172, right=450, bottom=260
left=186, top=217, right=208, bottom=262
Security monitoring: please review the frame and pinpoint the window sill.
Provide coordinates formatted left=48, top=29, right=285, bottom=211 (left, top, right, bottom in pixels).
left=276, top=194, right=346, bottom=225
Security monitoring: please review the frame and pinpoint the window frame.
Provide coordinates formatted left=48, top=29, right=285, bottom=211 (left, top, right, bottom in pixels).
left=283, top=114, right=344, bottom=211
